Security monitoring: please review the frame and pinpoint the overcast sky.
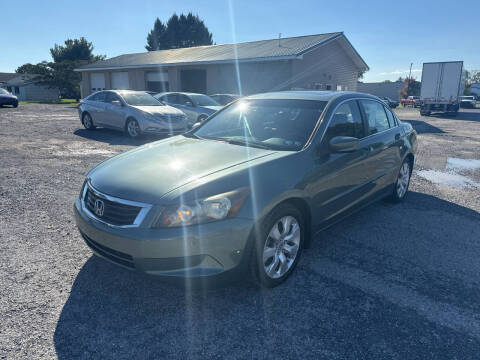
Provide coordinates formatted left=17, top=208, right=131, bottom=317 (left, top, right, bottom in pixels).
left=2, top=0, right=479, bottom=82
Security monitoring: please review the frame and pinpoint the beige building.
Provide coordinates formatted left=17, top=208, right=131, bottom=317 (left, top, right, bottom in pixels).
left=75, top=32, right=368, bottom=98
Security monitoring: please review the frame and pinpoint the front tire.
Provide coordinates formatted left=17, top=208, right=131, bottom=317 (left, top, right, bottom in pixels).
left=250, top=204, right=304, bottom=287
left=82, top=112, right=95, bottom=130
left=125, top=118, right=141, bottom=138
left=389, top=159, right=411, bottom=202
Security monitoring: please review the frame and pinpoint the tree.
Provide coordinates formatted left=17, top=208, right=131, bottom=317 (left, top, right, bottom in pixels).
left=472, top=71, right=480, bottom=83
left=399, top=77, right=421, bottom=98
left=15, top=38, right=104, bottom=100
left=145, top=13, right=213, bottom=51
left=15, top=63, right=49, bottom=75
left=50, top=37, right=104, bottom=63
left=145, top=18, right=167, bottom=51
left=357, top=70, right=366, bottom=80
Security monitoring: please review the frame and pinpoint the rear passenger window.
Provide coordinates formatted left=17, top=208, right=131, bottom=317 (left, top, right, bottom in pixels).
left=360, top=100, right=390, bottom=135
left=385, top=107, right=396, bottom=127
left=324, top=100, right=364, bottom=142
left=89, top=92, right=106, bottom=102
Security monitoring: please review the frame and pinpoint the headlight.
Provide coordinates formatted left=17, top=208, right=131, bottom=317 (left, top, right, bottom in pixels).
left=140, top=111, right=158, bottom=121
left=152, top=187, right=249, bottom=228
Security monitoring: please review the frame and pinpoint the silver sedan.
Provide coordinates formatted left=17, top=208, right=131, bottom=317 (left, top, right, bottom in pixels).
left=78, top=90, right=189, bottom=138
left=154, top=92, right=222, bottom=126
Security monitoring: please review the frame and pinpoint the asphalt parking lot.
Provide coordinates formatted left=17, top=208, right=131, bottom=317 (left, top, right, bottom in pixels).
left=1, top=104, right=479, bottom=359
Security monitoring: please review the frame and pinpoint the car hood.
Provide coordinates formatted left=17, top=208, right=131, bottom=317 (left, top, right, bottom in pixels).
left=88, top=136, right=277, bottom=204
left=132, top=105, right=184, bottom=116
left=0, top=93, right=16, bottom=99
left=201, top=105, right=222, bottom=112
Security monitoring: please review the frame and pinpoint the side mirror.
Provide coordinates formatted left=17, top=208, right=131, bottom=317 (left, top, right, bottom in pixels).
left=111, top=100, right=122, bottom=107
left=329, top=136, right=359, bottom=153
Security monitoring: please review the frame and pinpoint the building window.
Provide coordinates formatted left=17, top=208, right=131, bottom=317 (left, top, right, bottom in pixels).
left=146, top=71, right=169, bottom=92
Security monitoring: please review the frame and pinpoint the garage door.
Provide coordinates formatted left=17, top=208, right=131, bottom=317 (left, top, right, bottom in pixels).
left=111, top=72, right=130, bottom=90
left=146, top=71, right=169, bottom=92
left=90, top=73, right=105, bottom=92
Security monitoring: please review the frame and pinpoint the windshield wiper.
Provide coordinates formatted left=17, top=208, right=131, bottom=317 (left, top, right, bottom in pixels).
left=225, top=139, right=272, bottom=150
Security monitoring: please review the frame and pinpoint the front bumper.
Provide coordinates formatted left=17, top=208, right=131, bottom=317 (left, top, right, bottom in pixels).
left=0, top=97, right=18, bottom=106
left=74, top=199, right=254, bottom=277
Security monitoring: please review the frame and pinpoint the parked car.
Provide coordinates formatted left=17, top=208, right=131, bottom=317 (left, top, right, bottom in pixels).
left=78, top=90, right=189, bottom=138
left=74, top=91, right=417, bottom=287
left=381, top=96, right=399, bottom=108
left=210, top=94, right=241, bottom=105
left=154, top=92, right=222, bottom=125
left=400, top=96, right=420, bottom=107
left=459, top=96, right=476, bottom=108
left=0, top=88, right=18, bottom=108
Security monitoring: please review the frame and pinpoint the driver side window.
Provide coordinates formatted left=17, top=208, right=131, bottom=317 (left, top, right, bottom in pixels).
left=324, top=101, right=364, bottom=143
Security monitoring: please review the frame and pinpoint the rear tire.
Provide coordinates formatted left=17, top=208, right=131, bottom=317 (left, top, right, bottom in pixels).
left=250, top=203, right=304, bottom=288
left=82, top=112, right=95, bottom=130
left=13, top=102, right=18, bottom=108
left=389, top=159, right=411, bottom=203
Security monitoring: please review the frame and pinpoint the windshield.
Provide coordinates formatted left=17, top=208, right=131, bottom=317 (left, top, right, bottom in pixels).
left=190, top=94, right=220, bottom=107
left=192, top=99, right=327, bottom=150
left=121, top=92, right=163, bottom=106
left=0, top=88, right=9, bottom=94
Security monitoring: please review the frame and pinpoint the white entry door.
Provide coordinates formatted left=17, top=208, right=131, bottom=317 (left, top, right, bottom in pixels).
left=90, top=73, right=105, bottom=92
left=111, top=72, right=130, bottom=90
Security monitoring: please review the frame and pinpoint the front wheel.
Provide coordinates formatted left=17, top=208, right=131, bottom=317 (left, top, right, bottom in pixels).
left=389, top=159, right=411, bottom=202
left=250, top=204, right=304, bottom=287
left=13, top=102, right=18, bottom=108
left=125, top=118, right=141, bottom=138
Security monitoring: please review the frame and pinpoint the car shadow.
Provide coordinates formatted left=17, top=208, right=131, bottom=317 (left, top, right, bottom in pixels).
left=401, top=120, right=445, bottom=134
left=73, top=128, right=168, bottom=146
left=53, top=192, right=480, bottom=359
left=417, top=110, right=479, bottom=122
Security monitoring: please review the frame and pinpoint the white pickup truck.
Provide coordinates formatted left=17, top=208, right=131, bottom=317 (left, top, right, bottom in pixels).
left=419, top=61, right=464, bottom=116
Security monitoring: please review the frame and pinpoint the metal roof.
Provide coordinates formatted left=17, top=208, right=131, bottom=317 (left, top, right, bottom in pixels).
left=76, top=32, right=368, bottom=71
left=0, top=72, right=18, bottom=83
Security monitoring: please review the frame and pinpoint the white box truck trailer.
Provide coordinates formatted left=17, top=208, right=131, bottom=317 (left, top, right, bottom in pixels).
left=420, top=61, right=464, bottom=116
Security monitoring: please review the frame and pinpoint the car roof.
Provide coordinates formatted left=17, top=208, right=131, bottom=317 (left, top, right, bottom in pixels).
left=244, top=90, right=379, bottom=102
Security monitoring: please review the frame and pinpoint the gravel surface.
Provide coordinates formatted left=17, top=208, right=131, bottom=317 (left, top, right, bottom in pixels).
left=1, top=104, right=479, bottom=359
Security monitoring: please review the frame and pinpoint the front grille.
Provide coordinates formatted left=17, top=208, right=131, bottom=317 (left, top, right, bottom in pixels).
left=82, top=233, right=135, bottom=269
left=157, top=114, right=185, bottom=122
left=84, top=188, right=141, bottom=226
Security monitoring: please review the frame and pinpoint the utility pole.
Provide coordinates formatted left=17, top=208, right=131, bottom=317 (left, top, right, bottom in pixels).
left=407, top=62, right=413, bottom=95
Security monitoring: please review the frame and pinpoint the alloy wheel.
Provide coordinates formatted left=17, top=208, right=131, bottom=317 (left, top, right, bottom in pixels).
left=396, top=162, right=410, bottom=198
left=262, top=216, right=301, bottom=279
left=83, top=114, right=92, bottom=129
left=127, top=120, right=140, bottom=137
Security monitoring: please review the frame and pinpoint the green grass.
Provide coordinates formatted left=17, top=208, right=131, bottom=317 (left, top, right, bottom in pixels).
left=19, top=98, right=78, bottom=105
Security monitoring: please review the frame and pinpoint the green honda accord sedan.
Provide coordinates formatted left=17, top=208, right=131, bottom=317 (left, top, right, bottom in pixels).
left=74, top=91, right=417, bottom=287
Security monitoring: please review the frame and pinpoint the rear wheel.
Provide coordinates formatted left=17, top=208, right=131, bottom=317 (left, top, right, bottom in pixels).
left=250, top=204, right=304, bottom=287
left=13, top=102, right=18, bottom=108
left=126, top=118, right=141, bottom=138
left=389, top=159, right=411, bottom=202
left=82, top=112, right=95, bottom=130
